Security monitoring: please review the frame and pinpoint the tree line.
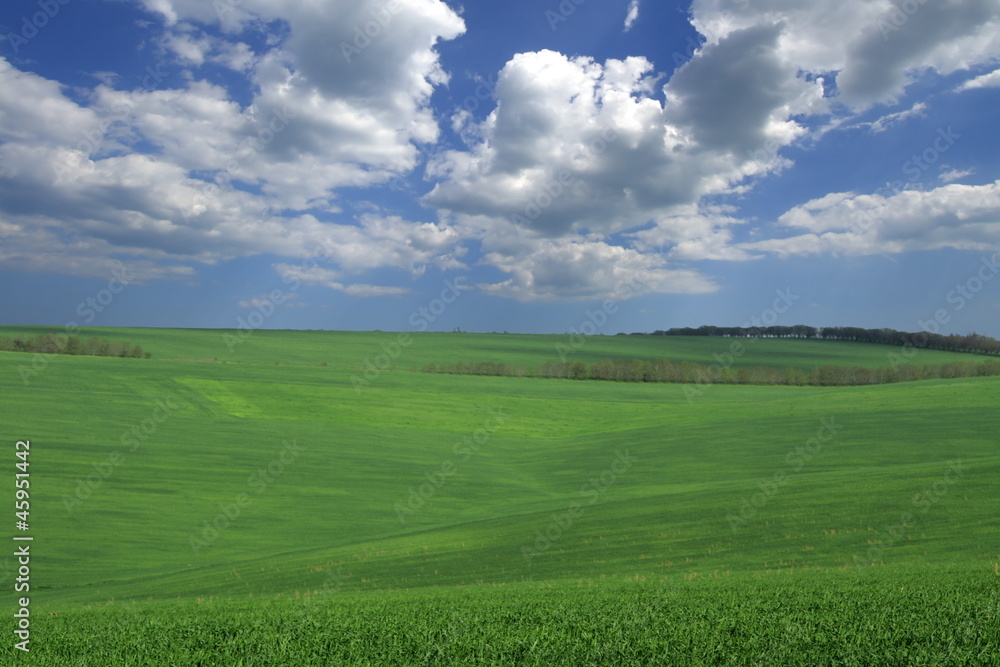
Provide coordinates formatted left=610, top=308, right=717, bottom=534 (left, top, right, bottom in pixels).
left=423, top=357, right=1000, bottom=387
left=0, top=333, right=150, bottom=359
left=646, top=325, right=1000, bottom=356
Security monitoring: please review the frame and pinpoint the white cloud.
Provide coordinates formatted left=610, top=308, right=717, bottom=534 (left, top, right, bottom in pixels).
left=238, top=293, right=303, bottom=309
left=211, top=41, right=255, bottom=72
left=0, top=60, right=98, bottom=146
left=128, top=0, right=468, bottom=212
left=865, top=102, right=928, bottom=134
left=957, top=67, right=1000, bottom=90
left=271, top=263, right=411, bottom=297
left=690, top=0, right=1000, bottom=109
left=4, top=0, right=999, bottom=306
left=0, top=1, right=467, bottom=284
left=624, top=0, right=640, bottom=32
left=159, top=24, right=212, bottom=65
left=630, top=206, right=756, bottom=261
left=939, top=166, right=976, bottom=183
left=663, top=23, right=823, bottom=155
left=422, top=36, right=821, bottom=299
left=744, top=180, right=1000, bottom=257
left=426, top=45, right=819, bottom=234
left=306, top=213, right=467, bottom=276
left=0, top=107, right=466, bottom=277
left=477, top=235, right=717, bottom=302
left=155, top=25, right=255, bottom=72
left=417, top=0, right=1000, bottom=300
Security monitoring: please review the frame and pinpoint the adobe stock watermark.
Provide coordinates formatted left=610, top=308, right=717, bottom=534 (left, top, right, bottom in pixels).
left=900, top=126, right=960, bottom=182
left=350, top=277, right=467, bottom=394
left=509, top=123, right=619, bottom=228
left=182, top=105, right=295, bottom=225
left=53, top=64, right=168, bottom=185
left=727, top=417, right=843, bottom=532
left=521, top=449, right=637, bottom=564
left=683, top=287, right=799, bottom=402
left=917, top=253, right=998, bottom=335
left=876, top=0, right=930, bottom=41
left=213, top=0, right=246, bottom=22
left=669, top=5, right=748, bottom=71
left=62, top=397, right=179, bottom=514
left=393, top=408, right=509, bottom=524
left=884, top=253, right=998, bottom=369
left=4, top=0, right=72, bottom=55
left=545, top=0, right=588, bottom=31
left=18, top=260, right=136, bottom=385
left=456, top=73, right=497, bottom=118
left=850, top=126, right=960, bottom=236
left=556, top=275, right=645, bottom=362
left=746, top=131, right=791, bottom=172
left=751, top=96, right=952, bottom=177
left=852, top=460, right=967, bottom=569
left=189, top=439, right=304, bottom=554
left=223, top=288, right=294, bottom=353
left=223, top=238, right=340, bottom=352
left=314, top=566, right=352, bottom=597
left=340, top=1, right=404, bottom=62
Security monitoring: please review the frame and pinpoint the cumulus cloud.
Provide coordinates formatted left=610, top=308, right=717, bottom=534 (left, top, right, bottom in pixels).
left=690, top=0, right=1000, bottom=108
left=425, top=51, right=691, bottom=238
left=837, top=0, right=1000, bottom=107
left=304, top=214, right=467, bottom=276
left=0, top=62, right=98, bottom=146
left=422, top=33, right=822, bottom=298
left=0, top=0, right=466, bottom=295
left=129, top=0, right=468, bottom=211
left=663, top=23, right=823, bottom=155
left=436, top=40, right=808, bottom=208
left=743, top=180, right=1000, bottom=257
left=957, top=67, right=1000, bottom=90
left=417, top=0, right=1000, bottom=300
left=4, top=0, right=999, bottom=305
left=158, top=24, right=213, bottom=65
left=477, top=234, right=717, bottom=302
left=630, top=206, right=757, bottom=261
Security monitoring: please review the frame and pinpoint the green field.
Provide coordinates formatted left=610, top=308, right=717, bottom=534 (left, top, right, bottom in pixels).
left=1, top=327, right=998, bottom=664
left=3, top=324, right=994, bottom=372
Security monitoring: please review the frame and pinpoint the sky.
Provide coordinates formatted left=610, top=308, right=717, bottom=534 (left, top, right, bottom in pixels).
left=1, top=0, right=999, bottom=336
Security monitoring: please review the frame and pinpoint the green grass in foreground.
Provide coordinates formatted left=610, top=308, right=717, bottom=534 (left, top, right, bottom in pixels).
left=0, top=328, right=997, bottom=663
left=10, top=572, right=999, bottom=665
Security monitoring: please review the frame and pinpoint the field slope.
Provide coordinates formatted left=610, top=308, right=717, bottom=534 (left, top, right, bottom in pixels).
left=1, top=327, right=997, bottom=663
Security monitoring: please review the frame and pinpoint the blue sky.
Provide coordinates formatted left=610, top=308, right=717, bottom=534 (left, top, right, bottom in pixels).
left=1, top=0, right=998, bottom=336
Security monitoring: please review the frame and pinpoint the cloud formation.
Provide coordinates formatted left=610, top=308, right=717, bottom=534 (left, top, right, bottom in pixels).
left=1, top=0, right=998, bottom=304
left=0, top=0, right=466, bottom=292
left=744, top=180, right=1000, bottom=257
left=624, top=0, right=640, bottom=31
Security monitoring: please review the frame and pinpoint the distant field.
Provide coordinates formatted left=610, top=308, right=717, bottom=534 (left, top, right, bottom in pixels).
left=0, top=324, right=993, bottom=372
left=1, top=327, right=997, bottom=662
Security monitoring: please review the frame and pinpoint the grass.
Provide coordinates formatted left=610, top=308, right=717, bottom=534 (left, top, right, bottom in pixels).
left=0, top=327, right=997, bottom=663
left=13, top=572, right=999, bottom=665
left=1, top=324, right=993, bottom=371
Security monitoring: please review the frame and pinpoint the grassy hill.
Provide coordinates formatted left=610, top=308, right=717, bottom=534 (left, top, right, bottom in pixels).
left=0, top=324, right=994, bottom=371
left=1, top=327, right=997, bottom=663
